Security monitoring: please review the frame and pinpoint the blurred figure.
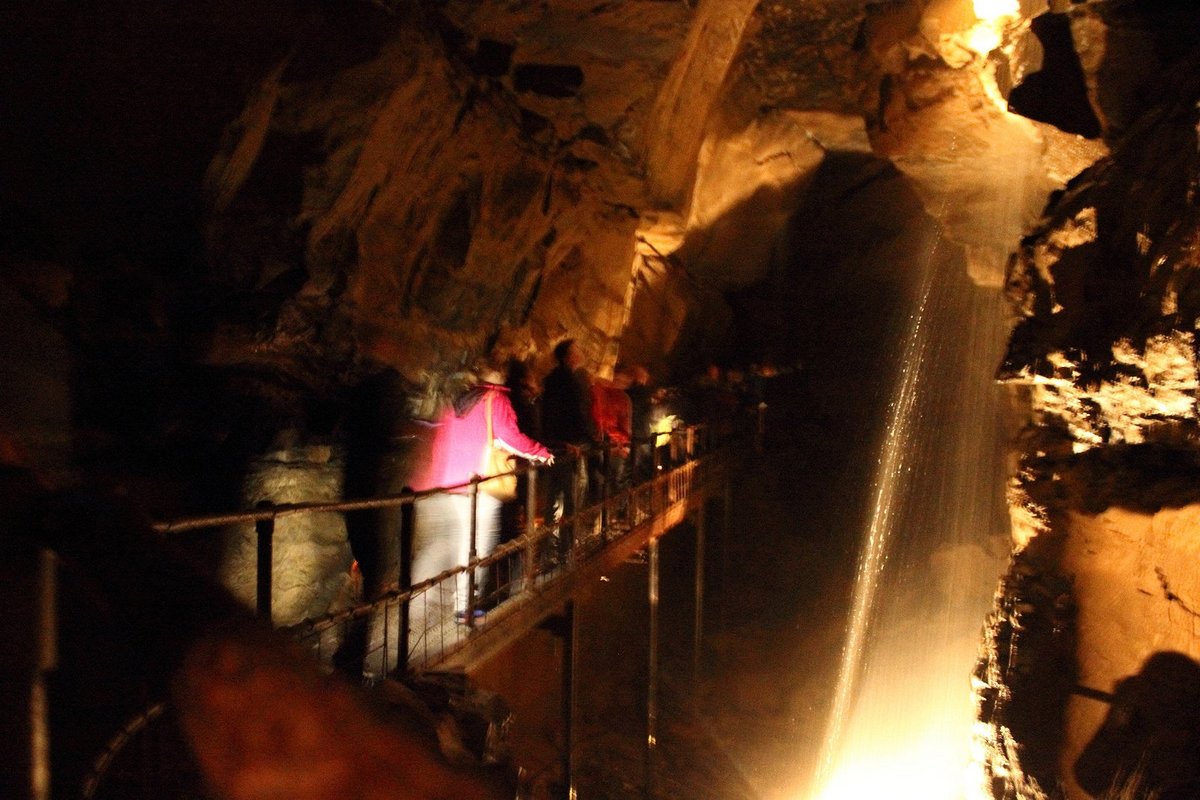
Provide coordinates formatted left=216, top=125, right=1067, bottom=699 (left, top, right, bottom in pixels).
left=540, top=340, right=597, bottom=563
left=591, top=368, right=633, bottom=515
left=498, top=358, right=542, bottom=591
left=410, top=362, right=552, bottom=623
left=504, top=357, right=541, bottom=440
left=687, top=362, right=737, bottom=450
left=622, top=364, right=655, bottom=481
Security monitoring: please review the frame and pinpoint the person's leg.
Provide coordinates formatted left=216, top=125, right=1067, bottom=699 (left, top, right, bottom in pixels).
left=547, top=455, right=573, bottom=563
left=448, top=492, right=502, bottom=614
left=411, top=493, right=458, bottom=585
left=408, top=493, right=461, bottom=659
left=466, top=494, right=501, bottom=610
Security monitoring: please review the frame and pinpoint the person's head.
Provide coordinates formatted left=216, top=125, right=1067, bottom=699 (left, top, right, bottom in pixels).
left=506, top=357, right=528, bottom=386
left=471, top=356, right=505, bottom=385
left=554, top=339, right=582, bottom=370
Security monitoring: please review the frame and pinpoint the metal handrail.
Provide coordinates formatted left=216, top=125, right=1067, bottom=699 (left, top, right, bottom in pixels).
left=75, top=419, right=746, bottom=800
left=141, top=422, right=734, bottom=668
left=149, top=429, right=700, bottom=534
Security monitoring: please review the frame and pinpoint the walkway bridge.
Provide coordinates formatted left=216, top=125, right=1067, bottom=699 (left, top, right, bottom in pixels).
left=68, top=425, right=748, bottom=799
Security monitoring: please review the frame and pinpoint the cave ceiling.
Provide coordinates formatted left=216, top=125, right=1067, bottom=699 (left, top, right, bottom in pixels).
left=194, top=0, right=1111, bottom=387
left=4, top=0, right=1195, bottom=472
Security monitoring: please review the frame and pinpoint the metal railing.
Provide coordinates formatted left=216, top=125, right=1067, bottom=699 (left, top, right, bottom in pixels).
left=69, top=418, right=746, bottom=800
left=149, top=423, right=728, bottom=676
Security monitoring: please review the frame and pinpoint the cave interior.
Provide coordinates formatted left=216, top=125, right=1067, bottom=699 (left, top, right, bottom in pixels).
left=3, top=0, right=1200, bottom=798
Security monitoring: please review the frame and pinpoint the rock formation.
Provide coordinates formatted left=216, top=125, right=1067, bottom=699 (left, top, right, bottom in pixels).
left=979, top=14, right=1200, bottom=800
left=3, top=0, right=1200, bottom=798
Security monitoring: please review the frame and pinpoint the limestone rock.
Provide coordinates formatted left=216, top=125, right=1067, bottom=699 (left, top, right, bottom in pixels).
left=1001, top=50, right=1200, bottom=448
left=221, top=437, right=354, bottom=627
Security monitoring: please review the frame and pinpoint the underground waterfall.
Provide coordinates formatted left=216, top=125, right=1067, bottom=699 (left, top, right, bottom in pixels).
left=810, top=228, right=1012, bottom=800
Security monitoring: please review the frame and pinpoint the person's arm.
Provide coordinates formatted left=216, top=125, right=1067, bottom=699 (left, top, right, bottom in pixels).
left=491, top=393, right=552, bottom=462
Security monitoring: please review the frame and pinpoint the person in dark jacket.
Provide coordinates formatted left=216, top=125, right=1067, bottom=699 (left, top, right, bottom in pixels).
left=539, top=339, right=597, bottom=563
left=622, top=364, right=654, bottom=480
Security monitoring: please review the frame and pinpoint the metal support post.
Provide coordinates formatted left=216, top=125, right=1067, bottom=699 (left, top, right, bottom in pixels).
left=693, top=503, right=706, bottom=699
left=255, top=501, right=275, bottom=624
left=720, top=478, right=732, bottom=636
left=562, top=602, right=577, bottom=800
left=645, top=534, right=659, bottom=799
left=525, top=467, right=539, bottom=586
left=467, top=479, right=479, bottom=625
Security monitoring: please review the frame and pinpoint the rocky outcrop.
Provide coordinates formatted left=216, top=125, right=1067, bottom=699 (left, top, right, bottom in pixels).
left=2, top=0, right=1123, bottom=484
left=1000, top=50, right=1200, bottom=449
left=220, top=435, right=356, bottom=626
left=983, top=38, right=1200, bottom=800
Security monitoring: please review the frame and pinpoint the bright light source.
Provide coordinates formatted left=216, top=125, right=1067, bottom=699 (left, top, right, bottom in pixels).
left=966, top=24, right=1002, bottom=55
left=973, top=0, right=1019, bottom=22
left=810, top=663, right=994, bottom=800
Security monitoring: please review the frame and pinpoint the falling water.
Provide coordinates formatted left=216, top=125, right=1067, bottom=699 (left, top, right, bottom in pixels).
left=810, top=224, right=1012, bottom=799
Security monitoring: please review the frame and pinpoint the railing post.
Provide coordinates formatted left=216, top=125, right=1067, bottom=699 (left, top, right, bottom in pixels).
left=600, top=441, right=610, bottom=534
left=562, top=601, right=577, bottom=800
left=467, top=478, right=480, bottom=626
left=645, top=534, right=659, bottom=800
left=255, top=501, right=275, bottom=624
left=693, top=502, right=706, bottom=702
left=400, top=488, right=414, bottom=670
left=34, top=550, right=54, bottom=800
left=2, top=544, right=55, bottom=800
left=756, top=402, right=766, bottom=454
left=525, top=467, right=539, bottom=587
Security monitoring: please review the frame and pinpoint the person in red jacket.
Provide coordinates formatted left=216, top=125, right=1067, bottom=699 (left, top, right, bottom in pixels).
left=411, top=364, right=552, bottom=624
left=590, top=370, right=634, bottom=522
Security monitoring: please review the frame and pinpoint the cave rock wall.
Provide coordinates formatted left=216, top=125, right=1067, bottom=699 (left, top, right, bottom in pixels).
left=980, top=43, right=1200, bottom=800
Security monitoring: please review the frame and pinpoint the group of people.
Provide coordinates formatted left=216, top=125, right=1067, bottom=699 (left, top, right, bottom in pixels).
left=406, top=339, right=779, bottom=629
left=407, top=340, right=655, bottom=625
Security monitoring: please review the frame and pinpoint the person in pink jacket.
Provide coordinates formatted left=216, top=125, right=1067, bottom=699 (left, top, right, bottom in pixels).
left=410, top=365, right=553, bottom=626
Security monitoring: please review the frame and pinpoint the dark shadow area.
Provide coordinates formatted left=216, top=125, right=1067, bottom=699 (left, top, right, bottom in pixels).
left=512, top=64, right=584, bottom=98
left=471, top=39, right=516, bottom=77
left=1007, top=13, right=1101, bottom=138
left=1074, top=651, right=1200, bottom=799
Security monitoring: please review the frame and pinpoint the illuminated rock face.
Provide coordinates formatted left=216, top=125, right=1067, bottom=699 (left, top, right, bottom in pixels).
left=1, top=0, right=1120, bottom=469
left=197, top=0, right=1115, bottom=393
left=979, top=45, right=1200, bottom=800
left=3, top=1, right=1200, bottom=795
left=1001, top=52, right=1200, bottom=449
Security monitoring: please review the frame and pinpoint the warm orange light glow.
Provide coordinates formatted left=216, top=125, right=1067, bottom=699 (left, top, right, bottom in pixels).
left=972, top=0, right=1019, bottom=22
left=966, top=24, right=1002, bottom=55
left=810, top=662, right=992, bottom=800
left=966, top=0, right=1019, bottom=57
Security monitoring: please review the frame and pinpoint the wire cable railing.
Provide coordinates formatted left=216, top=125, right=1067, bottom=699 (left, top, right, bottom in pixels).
left=148, top=423, right=730, bottom=676
left=72, top=415, right=751, bottom=800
